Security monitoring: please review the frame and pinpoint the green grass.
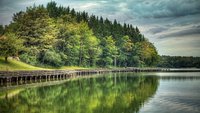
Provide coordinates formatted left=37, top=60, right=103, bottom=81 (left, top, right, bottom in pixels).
left=0, top=57, right=89, bottom=71
left=0, top=57, right=45, bottom=71
left=60, top=66, right=89, bottom=70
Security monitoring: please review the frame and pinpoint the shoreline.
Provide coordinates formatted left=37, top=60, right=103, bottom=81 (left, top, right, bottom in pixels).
left=0, top=68, right=200, bottom=87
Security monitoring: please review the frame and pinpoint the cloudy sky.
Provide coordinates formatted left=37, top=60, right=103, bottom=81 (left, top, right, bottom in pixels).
left=0, top=0, right=200, bottom=56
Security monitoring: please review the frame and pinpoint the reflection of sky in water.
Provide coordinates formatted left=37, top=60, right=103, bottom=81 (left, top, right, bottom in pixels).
left=162, top=72, right=200, bottom=76
left=139, top=76, right=200, bottom=113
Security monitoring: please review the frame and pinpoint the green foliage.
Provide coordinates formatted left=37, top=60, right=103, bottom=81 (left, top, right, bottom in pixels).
left=0, top=57, right=45, bottom=70
left=41, top=49, right=63, bottom=67
left=3, top=1, right=159, bottom=67
left=129, top=56, right=140, bottom=67
left=132, top=41, right=159, bottom=67
left=55, top=19, right=101, bottom=67
left=99, top=36, right=118, bottom=67
left=20, top=53, right=38, bottom=66
left=47, top=1, right=58, bottom=18
left=117, top=35, right=133, bottom=67
left=0, top=25, right=4, bottom=36
left=0, top=33, right=24, bottom=61
left=157, top=56, right=200, bottom=68
left=12, top=5, right=57, bottom=50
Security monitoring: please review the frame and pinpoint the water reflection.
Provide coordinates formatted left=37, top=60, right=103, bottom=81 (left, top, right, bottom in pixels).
left=0, top=73, right=158, bottom=113
left=139, top=73, right=200, bottom=113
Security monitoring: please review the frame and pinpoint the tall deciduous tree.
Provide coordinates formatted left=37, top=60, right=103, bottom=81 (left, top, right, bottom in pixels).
left=12, top=5, right=57, bottom=50
left=99, top=36, right=118, bottom=67
left=0, top=33, right=24, bottom=61
left=117, top=35, right=133, bottom=67
left=133, top=41, right=159, bottom=66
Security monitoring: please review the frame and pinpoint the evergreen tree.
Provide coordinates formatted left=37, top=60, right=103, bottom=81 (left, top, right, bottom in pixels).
left=0, top=25, right=4, bottom=36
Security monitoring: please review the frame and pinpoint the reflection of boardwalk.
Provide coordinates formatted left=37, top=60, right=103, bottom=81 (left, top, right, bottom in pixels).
left=0, top=68, right=199, bottom=87
left=159, top=76, right=200, bottom=80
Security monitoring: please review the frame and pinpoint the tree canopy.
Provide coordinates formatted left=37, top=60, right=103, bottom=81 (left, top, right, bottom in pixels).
left=0, top=1, right=159, bottom=67
left=0, top=33, right=24, bottom=61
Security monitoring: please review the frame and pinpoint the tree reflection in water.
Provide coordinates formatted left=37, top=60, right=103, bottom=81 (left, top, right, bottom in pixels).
left=0, top=73, right=158, bottom=113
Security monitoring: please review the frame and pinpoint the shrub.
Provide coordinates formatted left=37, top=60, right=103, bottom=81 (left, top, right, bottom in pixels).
left=42, top=50, right=64, bottom=67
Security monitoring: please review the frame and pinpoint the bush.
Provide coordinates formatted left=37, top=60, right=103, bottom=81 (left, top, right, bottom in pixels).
left=42, top=50, right=64, bottom=67
left=20, top=53, right=38, bottom=65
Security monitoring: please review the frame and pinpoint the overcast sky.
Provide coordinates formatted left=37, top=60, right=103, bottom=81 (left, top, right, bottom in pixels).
left=0, top=0, right=200, bottom=56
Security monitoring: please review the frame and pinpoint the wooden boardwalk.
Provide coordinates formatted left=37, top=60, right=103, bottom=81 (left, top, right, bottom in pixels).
left=0, top=68, right=199, bottom=87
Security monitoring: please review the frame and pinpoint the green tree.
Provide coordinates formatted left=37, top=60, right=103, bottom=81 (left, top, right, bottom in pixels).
left=2, top=1, right=160, bottom=68
left=117, top=35, right=133, bottom=67
left=87, top=36, right=101, bottom=67
left=0, top=33, right=24, bottom=61
left=0, top=25, right=4, bottom=36
left=55, top=17, right=79, bottom=66
left=12, top=5, right=57, bottom=50
left=42, top=49, right=63, bottom=67
left=133, top=41, right=159, bottom=66
left=55, top=18, right=100, bottom=67
left=99, top=36, right=118, bottom=67
left=47, top=1, right=58, bottom=18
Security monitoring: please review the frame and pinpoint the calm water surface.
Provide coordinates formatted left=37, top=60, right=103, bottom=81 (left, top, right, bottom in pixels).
left=139, top=72, right=200, bottom=113
left=0, top=72, right=200, bottom=113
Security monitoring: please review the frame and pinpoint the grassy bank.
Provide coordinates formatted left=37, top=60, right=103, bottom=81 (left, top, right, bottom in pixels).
left=0, top=57, right=45, bottom=70
left=0, top=57, right=87, bottom=71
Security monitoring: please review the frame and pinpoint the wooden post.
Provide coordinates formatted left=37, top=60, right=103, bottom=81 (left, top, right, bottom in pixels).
left=39, top=76, right=42, bottom=82
left=25, top=77, right=27, bottom=84
left=46, top=75, right=48, bottom=82
left=30, top=77, right=32, bottom=84
left=6, top=78, right=10, bottom=87
left=35, top=76, right=37, bottom=83
left=16, top=77, right=18, bottom=85
left=0, top=78, right=3, bottom=86
left=20, top=77, right=23, bottom=84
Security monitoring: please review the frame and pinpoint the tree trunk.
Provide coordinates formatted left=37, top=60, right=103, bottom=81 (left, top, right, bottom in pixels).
left=5, top=56, right=8, bottom=62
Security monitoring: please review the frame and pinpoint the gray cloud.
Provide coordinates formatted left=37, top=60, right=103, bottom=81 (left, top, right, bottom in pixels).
left=159, top=27, right=200, bottom=39
left=126, top=0, right=200, bottom=19
left=147, top=27, right=169, bottom=34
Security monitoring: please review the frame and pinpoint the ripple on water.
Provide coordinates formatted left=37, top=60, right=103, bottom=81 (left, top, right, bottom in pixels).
left=139, top=77, right=200, bottom=113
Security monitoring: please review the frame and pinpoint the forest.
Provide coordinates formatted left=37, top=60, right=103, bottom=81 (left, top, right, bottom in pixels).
left=0, top=1, right=160, bottom=68
left=158, top=56, right=200, bottom=68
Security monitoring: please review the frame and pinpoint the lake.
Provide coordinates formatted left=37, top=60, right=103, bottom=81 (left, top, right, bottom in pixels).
left=0, top=72, right=200, bottom=113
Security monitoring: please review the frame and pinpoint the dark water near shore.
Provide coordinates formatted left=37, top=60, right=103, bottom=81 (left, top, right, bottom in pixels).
left=0, top=72, right=200, bottom=113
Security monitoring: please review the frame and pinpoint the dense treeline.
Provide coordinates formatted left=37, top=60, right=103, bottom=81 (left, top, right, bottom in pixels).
left=0, top=1, right=159, bottom=67
left=157, top=56, right=200, bottom=68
